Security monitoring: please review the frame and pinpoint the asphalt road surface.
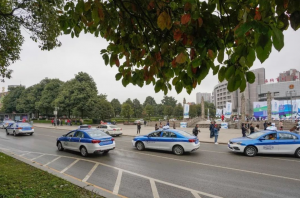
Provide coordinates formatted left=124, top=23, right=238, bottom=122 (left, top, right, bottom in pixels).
left=0, top=127, right=300, bottom=198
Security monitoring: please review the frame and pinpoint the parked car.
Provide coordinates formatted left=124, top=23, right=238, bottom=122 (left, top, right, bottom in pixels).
left=134, top=119, right=144, bottom=124
left=0, top=120, right=15, bottom=129
left=6, top=123, right=34, bottom=136
left=56, top=128, right=115, bottom=157
left=97, top=124, right=122, bottom=137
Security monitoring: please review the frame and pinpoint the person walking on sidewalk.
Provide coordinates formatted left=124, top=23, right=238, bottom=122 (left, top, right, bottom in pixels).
left=173, top=121, right=176, bottom=129
left=193, top=124, right=200, bottom=138
left=242, top=123, right=247, bottom=137
left=279, top=121, right=283, bottom=130
left=254, top=124, right=260, bottom=132
left=263, top=121, right=267, bottom=130
left=155, top=123, right=158, bottom=130
left=209, top=121, right=215, bottom=138
left=51, top=119, right=54, bottom=126
left=137, top=122, right=141, bottom=134
left=214, top=124, right=219, bottom=144
left=250, top=123, right=255, bottom=134
left=65, top=119, right=67, bottom=125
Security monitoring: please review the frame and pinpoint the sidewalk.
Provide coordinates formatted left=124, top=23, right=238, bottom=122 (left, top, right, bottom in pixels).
left=33, top=123, right=244, bottom=144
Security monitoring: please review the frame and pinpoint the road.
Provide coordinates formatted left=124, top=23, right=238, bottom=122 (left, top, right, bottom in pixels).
left=0, top=127, right=300, bottom=198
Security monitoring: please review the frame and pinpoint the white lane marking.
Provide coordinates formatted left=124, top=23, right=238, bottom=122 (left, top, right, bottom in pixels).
left=31, top=154, right=45, bottom=161
left=43, top=156, right=61, bottom=167
left=192, top=191, right=202, bottom=198
left=19, top=152, right=30, bottom=156
left=60, top=159, right=79, bottom=173
left=113, top=170, right=123, bottom=195
left=82, top=163, right=99, bottom=182
left=150, top=179, right=160, bottom=198
left=116, top=149, right=300, bottom=182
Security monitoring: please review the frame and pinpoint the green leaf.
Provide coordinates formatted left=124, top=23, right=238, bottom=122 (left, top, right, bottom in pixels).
left=175, top=81, right=183, bottom=94
left=246, top=48, right=255, bottom=67
left=213, top=65, right=219, bottom=75
left=246, top=71, right=255, bottom=83
left=115, top=73, right=122, bottom=81
left=256, top=40, right=272, bottom=63
left=234, top=74, right=241, bottom=90
left=239, top=56, right=246, bottom=67
left=271, top=25, right=284, bottom=51
left=172, top=77, right=179, bottom=85
left=75, top=0, right=84, bottom=13
left=290, top=11, right=300, bottom=31
left=235, top=22, right=253, bottom=37
left=240, top=75, right=247, bottom=92
left=170, top=2, right=178, bottom=10
left=102, top=54, right=109, bottom=65
left=191, top=58, right=201, bottom=68
left=217, top=49, right=224, bottom=64
left=225, top=66, right=235, bottom=80
left=92, top=7, right=100, bottom=24
left=227, top=76, right=235, bottom=92
left=218, top=67, right=226, bottom=82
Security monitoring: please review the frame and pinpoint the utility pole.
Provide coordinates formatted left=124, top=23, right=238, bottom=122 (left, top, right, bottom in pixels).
left=54, top=107, right=59, bottom=128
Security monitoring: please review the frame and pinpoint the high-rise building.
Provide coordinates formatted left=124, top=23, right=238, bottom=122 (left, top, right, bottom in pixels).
left=196, top=92, right=211, bottom=104
left=278, top=69, right=300, bottom=82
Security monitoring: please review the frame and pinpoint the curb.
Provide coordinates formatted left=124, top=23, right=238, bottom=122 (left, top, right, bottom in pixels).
left=33, top=126, right=228, bottom=145
left=0, top=149, right=120, bottom=198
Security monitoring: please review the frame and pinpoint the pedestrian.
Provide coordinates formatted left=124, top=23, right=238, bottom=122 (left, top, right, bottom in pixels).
left=167, top=120, right=170, bottom=126
left=173, top=121, right=176, bottom=129
left=263, top=121, right=267, bottom=130
left=51, top=119, right=54, bottom=126
left=75, top=119, right=77, bottom=125
left=209, top=121, right=214, bottom=138
left=159, top=122, right=163, bottom=128
left=279, top=121, right=283, bottom=130
left=192, top=124, right=200, bottom=138
left=254, top=124, right=260, bottom=132
left=67, top=119, right=70, bottom=126
left=242, top=123, right=247, bottom=137
left=221, top=114, right=224, bottom=122
left=60, top=118, right=63, bottom=126
left=155, top=123, right=159, bottom=130
left=56, top=119, right=59, bottom=126
left=290, top=126, right=297, bottom=133
left=137, top=122, right=141, bottom=134
left=250, top=123, right=255, bottom=134
left=214, top=124, right=219, bottom=144
left=65, top=119, right=67, bottom=125
left=144, top=120, right=146, bottom=126
left=70, top=119, right=72, bottom=126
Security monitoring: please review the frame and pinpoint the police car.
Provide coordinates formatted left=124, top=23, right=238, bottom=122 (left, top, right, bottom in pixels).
left=6, top=122, right=34, bottom=136
left=56, top=125, right=115, bottom=157
left=228, top=130, right=300, bottom=157
left=132, top=126, right=200, bottom=155
left=0, top=120, right=15, bottom=129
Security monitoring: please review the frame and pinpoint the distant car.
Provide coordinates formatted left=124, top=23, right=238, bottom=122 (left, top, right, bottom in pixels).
left=134, top=119, right=144, bottom=124
left=132, top=126, right=200, bottom=155
left=169, top=119, right=177, bottom=122
left=228, top=130, right=300, bottom=158
left=6, top=123, right=34, bottom=136
left=98, top=124, right=122, bottom=137
left=56, top=128, right=115, bottom=157
left=0, top=120, right=15, bottom=129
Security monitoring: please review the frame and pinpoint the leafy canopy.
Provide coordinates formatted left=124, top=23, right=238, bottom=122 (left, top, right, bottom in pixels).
left=60, top=0, right=300, bottom=94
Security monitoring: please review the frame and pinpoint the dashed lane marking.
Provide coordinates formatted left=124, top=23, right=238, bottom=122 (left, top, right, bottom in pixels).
left=31, top=154, right=45, bottom=161
left=43, top=156, right=61, bottom=167
left=113, top=170, right=123, bottom=195
left=192, top=191, right=202, bottom=198
left=82, top=163, right=99, bottom=182
left=150, top=179, right=160, bottom=198
left=115, top=148, right=300, bottom=182
left=60, top=159, right=79, bottom=173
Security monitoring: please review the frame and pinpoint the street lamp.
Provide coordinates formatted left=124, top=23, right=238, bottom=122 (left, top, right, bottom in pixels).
left=286, top=90, right=296, bottom=121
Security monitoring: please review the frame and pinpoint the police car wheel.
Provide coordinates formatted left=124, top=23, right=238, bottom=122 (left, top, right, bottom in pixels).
left=30, top=133, right=33, bottom=136
left=80, top=146, right=88, bottom=157
left=13, top=131, right=16, bottom=136
left=295, top=148, right=300, bottom=158
left=136, top=142, right=145, bottom=151
left=244, top=146, right=257, bottom=157
left=57, top=142, right=64, bottom=151
left=103, top=150, right=109, bottom=154
left=173, top=145, right=184, bottom=155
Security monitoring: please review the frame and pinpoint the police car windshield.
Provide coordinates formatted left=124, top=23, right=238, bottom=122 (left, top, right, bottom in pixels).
left=87, top=130, right=107, bottom=138
left=176, top=130, right=193, bottom=137
left=17, top=123, right=31, bottom=127
left=247, top=132, right=266, bottom=139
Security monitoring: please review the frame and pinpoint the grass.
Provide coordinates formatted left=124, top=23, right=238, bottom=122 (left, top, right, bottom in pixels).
left=0, top=152, right=103, bottom=198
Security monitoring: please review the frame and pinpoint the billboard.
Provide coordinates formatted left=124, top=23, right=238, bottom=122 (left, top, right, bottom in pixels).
left=183, top=104, right=189, bottom=118
left=216, top=109, right=222, bottom=117
left=224, top=102, right=232, bottom=118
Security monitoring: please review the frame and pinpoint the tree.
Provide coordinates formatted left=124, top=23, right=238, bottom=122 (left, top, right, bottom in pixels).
left=91, top=98, right=114, bottom=120
left=133, top=98, right=143, bottom=118
left=16, top=86, right=36, bottom=114
left=121, top=103, right=133, bottom=121
left=98, top=94, right=107, bottom=101
left=205, top=102, right=216, bottom=117
left=2, top=86, right=25, bottom=113
left=155, top=104, right=164, bottom=117
left=161, top=96, right=177, bottom=107
left=60, top=0, right=300, bottom=94
left=0, top=0, right=62, bottom=80
left=111, top=98, right=121, bottom=117
left=163, top=106, right=173, bottom=118
left=124, top=98, right=134, bottom=110
left=36, top=79, right=63, bottom=116
left=145, top=104, right=154, bottom=120
left=173, top=103, right=183, bottom=119
left=189, top=105, right=198, bottom=118
left=143, top=96, right=157, bottom=107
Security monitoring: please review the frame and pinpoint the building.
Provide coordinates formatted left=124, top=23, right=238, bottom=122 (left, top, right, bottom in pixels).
left=278, top=69, right=300, bottom=82
left=257, top=81, right=300, bottom=101
left=213, top=68, right=266, bottom=115
left=211, top=92, right=214, bottom=104
left=196, top=92, right=211, bottom=104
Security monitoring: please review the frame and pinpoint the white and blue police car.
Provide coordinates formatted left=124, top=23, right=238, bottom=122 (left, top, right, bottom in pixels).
left=132, top=126, right=200, bottom=155
left=228, top=130, right=300, bottom=157
left=56, top=125, right=115, bottom=157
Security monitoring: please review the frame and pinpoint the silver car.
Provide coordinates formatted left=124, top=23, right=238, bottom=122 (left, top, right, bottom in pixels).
left=6, top=123, right=34, bottom=136
left=98, top=124, right=122, bottom=137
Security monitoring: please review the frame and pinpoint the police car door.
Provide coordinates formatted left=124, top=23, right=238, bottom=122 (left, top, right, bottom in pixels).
left=70, top=131, right=84, bottom=151
left=63, top=131, right=76, bottom=150
left=256, top=132, right=278, bottom=154
left=145, top=131, right=161, bottom=149
left=277, top=132, right=299, bottom=154
left=160, top=131, right=176, bottom=151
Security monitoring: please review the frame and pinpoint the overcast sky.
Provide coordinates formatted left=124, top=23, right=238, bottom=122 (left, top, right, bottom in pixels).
left=2, top=28, right=300, bottom=104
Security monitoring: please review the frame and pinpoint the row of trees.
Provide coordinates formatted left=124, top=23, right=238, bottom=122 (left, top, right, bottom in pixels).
left=1, top=72, right=216, bottom=120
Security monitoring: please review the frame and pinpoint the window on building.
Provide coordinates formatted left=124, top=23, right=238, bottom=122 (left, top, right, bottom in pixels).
left=274, top=92, right=280, bottom=96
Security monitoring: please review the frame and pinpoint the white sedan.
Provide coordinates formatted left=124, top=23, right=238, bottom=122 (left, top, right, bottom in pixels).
left=98, top=124, right=122, bottom=136
left=6, top=123, right=34, bottom=136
